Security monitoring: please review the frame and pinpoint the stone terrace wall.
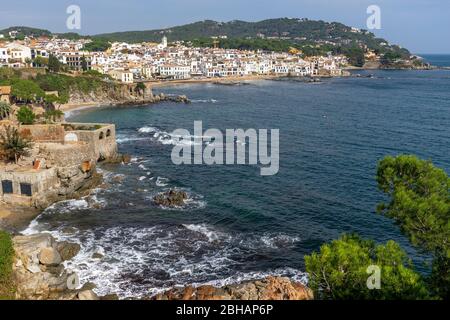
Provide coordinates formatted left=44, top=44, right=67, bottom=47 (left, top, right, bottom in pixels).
left=63, top=123, right=118, bottom=161
left=38, top=142, right=96, bottom=167
left=20, top=125, right=65, bottom=143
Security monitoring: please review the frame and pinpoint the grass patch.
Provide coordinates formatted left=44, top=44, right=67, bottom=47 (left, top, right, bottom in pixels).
left=0, top=230, right=15, bottom=300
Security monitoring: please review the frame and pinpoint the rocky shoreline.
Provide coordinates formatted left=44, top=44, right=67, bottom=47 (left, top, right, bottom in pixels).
left=61, top=90, right=191, bottom=114
left=11, top=233, right=312, bottom=300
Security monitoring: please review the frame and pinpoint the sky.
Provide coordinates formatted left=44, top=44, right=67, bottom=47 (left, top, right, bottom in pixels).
left=0, top=0, right=449, bottom=53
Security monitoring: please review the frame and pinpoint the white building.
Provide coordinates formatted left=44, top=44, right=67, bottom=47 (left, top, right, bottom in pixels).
left=6, top=43, right=32, bottom=65
left=108, top=69, right=134, bottom=83
left=158, top=64, right=191, bottom=80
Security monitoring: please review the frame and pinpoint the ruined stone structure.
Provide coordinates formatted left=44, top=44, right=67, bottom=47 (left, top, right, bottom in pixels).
left=0, top=122, right=118, bottom=208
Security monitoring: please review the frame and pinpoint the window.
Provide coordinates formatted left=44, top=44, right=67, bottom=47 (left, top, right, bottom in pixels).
left=20, top=183, right=32, bottom=197
left=1, top=180, right=13, bottom=194
left=106, top=129, right=111, bottom=137
left=99, top=132, right=104, bottom=140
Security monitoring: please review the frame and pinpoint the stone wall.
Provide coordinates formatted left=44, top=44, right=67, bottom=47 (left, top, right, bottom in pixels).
left=62, top=123, right=118, bottom=161
left=38, top=142, right=97, bottom=167
left=0, top=168, right=59, bottom=207
left=20, top=124, right=65, bottom=143
left=0, top=122, right=116, bottom=208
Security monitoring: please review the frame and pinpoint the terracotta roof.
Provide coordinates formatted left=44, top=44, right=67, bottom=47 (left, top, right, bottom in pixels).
left=0, top=86, right=11, bottom=95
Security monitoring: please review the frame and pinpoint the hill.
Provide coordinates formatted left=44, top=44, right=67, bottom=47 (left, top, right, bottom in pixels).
left=0, top=26, right=52, bottom=39
left=0, top=18, right=413, bottom=66
left=94, top=18, right=410, bottom=56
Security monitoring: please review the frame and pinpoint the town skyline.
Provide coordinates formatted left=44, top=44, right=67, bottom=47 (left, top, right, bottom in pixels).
left=0, top=0, right=449, bottom=54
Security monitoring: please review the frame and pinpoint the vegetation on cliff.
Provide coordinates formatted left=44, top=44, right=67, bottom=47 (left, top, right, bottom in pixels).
left=0, top=67, right=117, bottom=106
left=0, top=231, right=15, bottom=300
left=305, top=234, right=428, bottom=299
left=306, top=155, right=449, bottom=300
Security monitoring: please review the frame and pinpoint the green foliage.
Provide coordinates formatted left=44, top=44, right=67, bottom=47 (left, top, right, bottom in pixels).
left=305, top=234, right=429, bottom=300
left=376, top=155, right=450, bottom=298
left=44, top=109, right=64, bottom=123
left=33, top=56, right=49, bottom=68
left=0, top=26, right=51, bottom=38
left=93, top=18, right=409, bottom=61
left=35, top=73, right=104, bottom=100
left=16, top=106, right=35, bottom=125
left=48, top=54, right=62, bottom=73
left=0, top=125, right=32, bottom=163
left=0, top=101, right=11, bottom=120
left=82, top=38, right=111, bottom=52
left=335, top=46, right=365, bottom=67
left=135, top=82, right=146, bottom=95
left=0, top=68, right=18, bottom=81
left=0, top=231, right=15, bottom=300
left=80, top=56, right=88, bottom=72
left=10, top=79, right=45, bottom=102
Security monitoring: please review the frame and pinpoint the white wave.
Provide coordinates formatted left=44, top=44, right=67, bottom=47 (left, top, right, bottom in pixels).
left=183, top=224, right=224, bottom=242
left=30, top=222, right=306, bottom=299
left=138, top=164, right=148, bottom=171
left=138, top=126, right=159, bottom=134
left=137, top=126, right=208, bottom=146
left=191, top=99, right=218, bottom=103
left=21, top=219, right=42, bottom=235
left=155, top=177, right=169, bottom=187
left=116, top=136, right=147, bottom=144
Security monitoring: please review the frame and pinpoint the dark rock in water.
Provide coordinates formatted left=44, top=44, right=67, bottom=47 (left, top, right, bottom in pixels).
left=56, top=241, right=81, bottom=261
left=153, top=190, right=188, bottom=207
left=151, top=277, right=313, bottom=300
left=92, top=252, right=104, bottom=259
left=111, top=175, right=125, bottom=184
left=122, top=154, right=132, bottom=164
left=105, top=153, right=132, bottom=164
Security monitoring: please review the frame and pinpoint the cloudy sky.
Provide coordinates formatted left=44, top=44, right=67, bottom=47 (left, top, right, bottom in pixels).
left=0, top=0, right=448, bottom=53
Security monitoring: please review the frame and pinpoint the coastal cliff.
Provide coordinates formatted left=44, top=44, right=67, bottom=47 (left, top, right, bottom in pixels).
left=63, top=82, right=190, bottom=109
left=11, top=233, right=312, bottom=300
left=12, top=233, right=100, bottom=300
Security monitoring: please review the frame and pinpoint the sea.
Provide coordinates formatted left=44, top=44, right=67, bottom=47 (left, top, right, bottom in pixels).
left=23, top=58, right=450, bottom=298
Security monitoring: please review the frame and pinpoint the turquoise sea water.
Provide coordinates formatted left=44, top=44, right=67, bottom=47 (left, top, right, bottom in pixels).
left=24, top=69, right=450, bottom=297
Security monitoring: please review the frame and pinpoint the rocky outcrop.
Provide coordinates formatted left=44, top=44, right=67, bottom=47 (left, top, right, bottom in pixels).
left=152, top=277, right=313, bottom=300
left=66, top=84, right=190, bottom=107
left=12, top=233, right=99, bottom=300
left=153, top=190, right=188, bottom=207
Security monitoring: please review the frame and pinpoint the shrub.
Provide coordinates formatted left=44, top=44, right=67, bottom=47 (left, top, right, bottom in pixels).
left=0, top=125, right=33, bottom=163
left=16, top=106, right=36, bottom=125
left=305, top=234, right=429, bottom=300
left=0, top=231, right=15, bottom=300
left=44, top=109, right=64, bottom=123
left=0, top=101, right=11, bottom=120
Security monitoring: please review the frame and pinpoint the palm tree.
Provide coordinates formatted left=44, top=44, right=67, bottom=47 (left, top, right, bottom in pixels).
left=0, top=125, right=33, bottom=164
left=0, top=102, right=11, bottom=120
left=44, top=109, right=64, bottom=123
